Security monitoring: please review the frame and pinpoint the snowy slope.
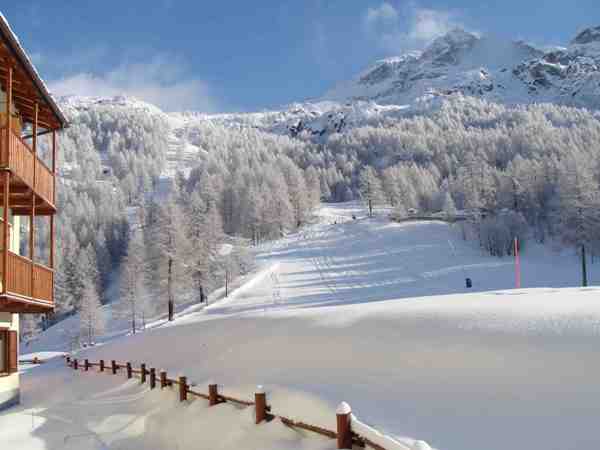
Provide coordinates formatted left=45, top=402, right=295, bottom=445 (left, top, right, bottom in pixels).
left=15, top=203, right=600, bottom=450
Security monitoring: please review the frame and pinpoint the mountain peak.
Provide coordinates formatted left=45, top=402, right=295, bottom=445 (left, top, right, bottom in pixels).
left=421, top=28, right=479, bottom=65
left=572, top=26, right=600, bottom=45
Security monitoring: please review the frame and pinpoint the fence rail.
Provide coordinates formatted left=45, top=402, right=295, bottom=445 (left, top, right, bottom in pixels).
left=65, top=356, right=397, bottom=450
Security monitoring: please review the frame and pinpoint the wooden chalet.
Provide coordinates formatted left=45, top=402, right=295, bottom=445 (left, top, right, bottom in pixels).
left=0, top=15, right=66, bottom=314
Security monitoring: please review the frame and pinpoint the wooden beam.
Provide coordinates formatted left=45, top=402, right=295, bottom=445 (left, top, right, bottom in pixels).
left=2, top=172, right=9, bottom=294
left=2, top=67, right=10, bottom=295
left=0, top=197, right=47, bottom=204
left=0, top=295, right=53, bottom=313
left=12, top=208, right=54, bottom=216
left=52, top=130, right=56, bottom=197
left=0, top=186, right=34, bottom=194
left=30, top=103, right=37, bottom=275
left=3, top=66, right=11, bottom=167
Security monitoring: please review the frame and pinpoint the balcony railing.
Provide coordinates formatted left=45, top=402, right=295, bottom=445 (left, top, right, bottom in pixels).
left=0, top=127, right=55, bottom=206
left=0, top=250, right=54, bottom=306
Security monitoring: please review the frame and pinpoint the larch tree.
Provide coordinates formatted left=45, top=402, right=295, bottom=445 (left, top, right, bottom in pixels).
left=79, top=281, right=105, bottom=346
left=146, top=197, right=191, bottom=321
left=359, top=166, right=384, bottom=218
left=118, top=231, right=149, bottom=334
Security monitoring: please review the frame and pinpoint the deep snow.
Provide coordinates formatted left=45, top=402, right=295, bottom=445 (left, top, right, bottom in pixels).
left=10, top=203, right=600, bottom=450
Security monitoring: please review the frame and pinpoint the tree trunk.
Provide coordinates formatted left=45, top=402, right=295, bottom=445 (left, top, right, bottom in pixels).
left=168, top=257, right=174, bottom=321
left=582, top=243, right=588, bottom=287
left=198, top=272, right=205, bottom=303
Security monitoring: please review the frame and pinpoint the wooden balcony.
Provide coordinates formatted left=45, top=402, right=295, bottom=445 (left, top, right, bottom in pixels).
left=0, top=251, right=53, bottom=312
left=0, top=127, right=55, bottom=215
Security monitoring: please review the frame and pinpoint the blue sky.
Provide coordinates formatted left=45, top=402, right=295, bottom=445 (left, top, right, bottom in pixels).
left=2, top=1, right=598, bottom=112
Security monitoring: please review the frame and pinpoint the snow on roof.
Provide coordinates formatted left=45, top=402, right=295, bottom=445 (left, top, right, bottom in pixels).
left=0, top=12, right=68, bottom=128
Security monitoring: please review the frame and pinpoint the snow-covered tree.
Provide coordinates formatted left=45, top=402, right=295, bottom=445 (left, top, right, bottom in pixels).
left=146, top=197, right=191, bottom=321
left=118, top=232, right=150, bottom=334
left=79, top=282, right=104, bottom=346
left=359, top=166, right=385, bottom=218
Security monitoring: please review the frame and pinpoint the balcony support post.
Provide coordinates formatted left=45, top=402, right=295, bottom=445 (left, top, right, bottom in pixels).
left=50, top=131, right=56, bottom=269
left=2, top=67, right=11, bottom=294
left=30, top=102, right=38, bottom=296
left=2, top=171, right=9, bottom=294
left=3, top=66, right=12, bottom=167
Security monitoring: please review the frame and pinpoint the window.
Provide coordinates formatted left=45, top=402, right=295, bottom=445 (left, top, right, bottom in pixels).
left=0, top=329, right=17, bottom=376
left=0, top=330, right=6, bottom=374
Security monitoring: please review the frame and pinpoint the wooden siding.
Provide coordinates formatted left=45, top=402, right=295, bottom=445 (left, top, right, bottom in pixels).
left=34, top=158, right=54, bottom=205
left=0, top=127, right=55, bottom=206
left=0, top=251, right=53, bottom=306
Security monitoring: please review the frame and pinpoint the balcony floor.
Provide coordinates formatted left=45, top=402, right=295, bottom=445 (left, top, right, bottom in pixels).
left=0, top=175, right=56, bottom=216
left=0, top=292, right=53, bottom=313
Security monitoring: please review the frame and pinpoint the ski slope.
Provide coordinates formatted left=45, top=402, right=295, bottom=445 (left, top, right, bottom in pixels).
left=207, top=203, right=595, bottom=316
left=10, top=203, right=600, bottom=450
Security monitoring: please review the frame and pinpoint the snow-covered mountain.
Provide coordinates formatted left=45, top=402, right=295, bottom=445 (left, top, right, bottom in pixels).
left=55, top=25, right=600, bottom=179
left=57, top=26, right=600, bottom=143
left=324, top=27, right=600, bottom=110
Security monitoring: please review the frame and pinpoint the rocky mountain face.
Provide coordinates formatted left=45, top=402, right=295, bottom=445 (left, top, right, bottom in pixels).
left=324, top=27, right=600, bottom=110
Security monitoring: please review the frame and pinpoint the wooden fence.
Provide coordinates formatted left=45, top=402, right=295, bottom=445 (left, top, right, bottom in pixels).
left=65, top=356, right=390, bottom=450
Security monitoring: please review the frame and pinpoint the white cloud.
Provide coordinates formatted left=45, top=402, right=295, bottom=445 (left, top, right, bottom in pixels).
left=48, top=57, right=218, bottom=112
left=409, top=8, right=456, bottom=42
left=365, top=2, right=399, bottom=28
left=363, top=2, right=464, bottom=53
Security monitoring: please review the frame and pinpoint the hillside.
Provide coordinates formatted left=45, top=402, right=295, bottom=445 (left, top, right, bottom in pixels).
left=11, top=204, right=600, bottom=450
left=49, top=91, right=600, bottom=338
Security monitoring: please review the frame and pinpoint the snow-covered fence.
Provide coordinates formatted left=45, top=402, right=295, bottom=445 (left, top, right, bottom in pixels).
left=65, top=356, right=423, bottom=450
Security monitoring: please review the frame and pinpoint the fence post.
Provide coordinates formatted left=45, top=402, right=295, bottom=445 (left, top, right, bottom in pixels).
left=126, top=362, right=132, bottom=379
left=73, top=358, right=78, bottom=370
left=160, top=370, right=167, bottom=388
left=141, top=364, right=147, bottom=383
left=111, top=360, right=117, bottom=375
left=255, top=386, right=267, bottom=424
left=208, top=384, right=219, bottom=406
left=84, top=359, right=89, bottom=371
left=100, top=360, right=105, bottom=372
left=150, top=368, right=156, bottom=389
left=179, top=376, right=188, bottom=402
left=336, top=402, right=352, bottom=449
left=66, top=356, right=71, bottom=365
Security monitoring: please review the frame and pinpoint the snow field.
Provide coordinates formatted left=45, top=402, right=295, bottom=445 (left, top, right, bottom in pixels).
left=18, top=202, right=600, bottom=450
left=2, top=361, right=338, bottom=450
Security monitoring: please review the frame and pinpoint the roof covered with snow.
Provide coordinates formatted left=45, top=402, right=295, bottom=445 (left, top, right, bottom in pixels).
left=0, top=12, right=67, bottom=129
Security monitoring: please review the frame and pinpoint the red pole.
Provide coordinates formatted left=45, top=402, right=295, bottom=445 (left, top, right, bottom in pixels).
left=514, top=237, right=521, bottom=289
